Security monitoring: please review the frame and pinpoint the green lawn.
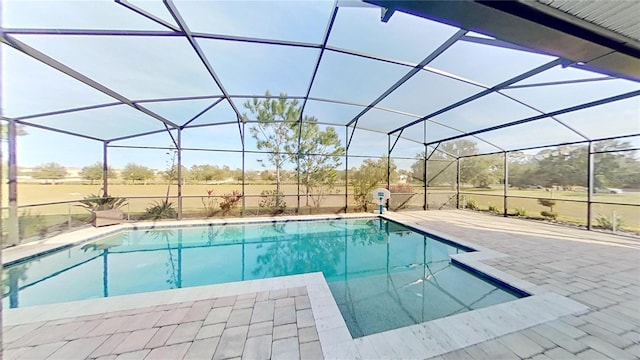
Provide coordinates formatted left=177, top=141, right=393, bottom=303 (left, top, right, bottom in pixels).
left=4, top=183, right=638, bottom=240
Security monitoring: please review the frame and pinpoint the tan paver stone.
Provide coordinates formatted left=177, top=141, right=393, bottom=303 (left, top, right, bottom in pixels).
left=294, top=295, right=310, bottom=310
left=462, top=344, right=493, bottom=359
left=530, top=354, right=553, bottom=360
left=544, top=347, right=581, bottom=359
left=196, top=323, right=225, bottom=340
left=95, top=355, right=118, bottom=360
left=576, top=349, right=611, bottom=359
left=184, top=337, right=220, bottom=359
left=165, top=321, right=203, bottom=345
left=234, top=298, right=256, bottom=309
left=273, top=324, right=297, bottom=340
left=579, top=335, right=636, bottom=360
left=269, top=289, right=288, bottom=300
left=299, top=341, right=323, bottom=360
left=242, top=334, right=272, bottom=360
left=2, top=346, right=33, bottom=359
left=114, top=349, right=150, bottom=360
left=288, top=287, right=307, bottom=297
left=9, top=322, right=82, bottom=348
left=145, top=342, right=191, bottom=360
left=255, top=291, right=270, bottom=302
left=579, top=324, right=635, bottom=349
left=214, top=296, right=237, bottom=308
left=532, top=324, right=589, bottom=353
left=625, top=344, right=640, bottom=357
left=271, top=337, right=299, bottom=360
left=274, top=298, right=294, bottom=308
left=3, top=322, right=44, bottom=344
left=213, top=325, right=249, bottom=360
left=48, top=335, right=109, bottom=360
left=182, top=299, right=215, bottom=322
left=273, top=306, right=296, bottom=326
left=476, top=340, right=519, bottom=360
left=119, top=312, right=164, bottom=332
left=90, top=332, right=130, bottom=358
left=226, top=308, right=253, bottom=328
left=237, top=292, right=257, bottom=300
left=520, top=328, right=556, bottom=350
left=497, top=332, right=545, bottom=358
left=87, top=316, right=132, bottom=337
left=205, top=306, right=233, bottom=325
left=248, top=321, right=274, bottom=338
left=65, top=319, right=104, bottom=340
left=155, top=307, right=189, bottom=327
left=112, top=328, right=158, bottom=354
left=296, top=309, right=315, bottom=329
left=145, top=325, right=177, bottom=349
left=251, top=300, right=275, bottom=324
left=298, top=326, right=318, bottom=343
left=18, top=341, right=67, bottom=359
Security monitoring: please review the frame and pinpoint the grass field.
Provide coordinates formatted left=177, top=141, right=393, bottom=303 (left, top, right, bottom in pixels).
left=3, top=183, right=638, bottom=241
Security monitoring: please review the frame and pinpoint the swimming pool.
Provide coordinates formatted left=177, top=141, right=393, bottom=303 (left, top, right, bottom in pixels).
left=3, top=217, right=525, bottom=337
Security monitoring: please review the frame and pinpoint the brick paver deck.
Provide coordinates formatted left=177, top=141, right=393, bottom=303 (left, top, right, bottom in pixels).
left=389, top=210, right=639, bottom=360
left=3, top=287, right=322, bottom=360
left=3, top=210, right=639, bottom=359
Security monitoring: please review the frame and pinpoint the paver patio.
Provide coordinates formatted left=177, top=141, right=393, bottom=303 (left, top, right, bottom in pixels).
left=2, top=210, right=638, bottom=359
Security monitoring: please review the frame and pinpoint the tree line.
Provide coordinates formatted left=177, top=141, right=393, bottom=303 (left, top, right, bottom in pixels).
left=410, top=139, right=639, bottom=190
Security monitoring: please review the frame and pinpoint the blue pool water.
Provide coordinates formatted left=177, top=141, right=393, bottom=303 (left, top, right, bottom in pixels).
left=3, top=218, right=524, bottom=337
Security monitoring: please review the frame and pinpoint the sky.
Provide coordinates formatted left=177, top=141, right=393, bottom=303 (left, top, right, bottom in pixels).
left=2, top=0, right=639, bottom=171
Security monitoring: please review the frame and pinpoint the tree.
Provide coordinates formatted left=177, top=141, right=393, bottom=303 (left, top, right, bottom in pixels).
left=31, top=162, right=67, bottom=184
left=121, top=163, right=154, bottom=184
left=163, top=165, right=189, bottom=184
left=289, top=119, right=344, bottom=207
left=242, top=91, right=300, bottom=195
left=350, top=157, right=396, bottom=211
left=80, top=162, right=117, bottom=185
left=0, top=123, right=28, bottom=140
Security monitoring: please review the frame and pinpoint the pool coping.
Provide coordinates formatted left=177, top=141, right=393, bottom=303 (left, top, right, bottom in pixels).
left=3, top=212, right=591, bottom=359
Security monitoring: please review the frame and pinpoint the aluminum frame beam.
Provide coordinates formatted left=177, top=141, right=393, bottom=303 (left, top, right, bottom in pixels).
left=389, top=58, right=565, bottom=134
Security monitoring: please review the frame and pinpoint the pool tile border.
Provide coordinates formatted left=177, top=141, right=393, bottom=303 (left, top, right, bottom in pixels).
left=4, top=212, right=592, bottom=359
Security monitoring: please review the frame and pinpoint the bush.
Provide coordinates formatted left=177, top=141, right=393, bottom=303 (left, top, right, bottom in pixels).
left=465, top=198, right=478, bottom=210
left=259, top=190, right=286, bottom=214
left=77, top=193, right=127, bottom=212
left=144, top=200, right=176, bottom=220
left=389, top=183, right=412, bottom=193
left=513, top=207, right=527, bottom=217
left=540, top=211, right=558, bottom=220
left=220, top=190, right=242, bottom=216
left=201, top=189, right=218, bottom=217
left=488, top=203, right=501, bottom=214
left=595, top=214, right=623, bottom=230
left=537, top=198, right=556, bottom=211
left=19, top=210, right=46, bottom=239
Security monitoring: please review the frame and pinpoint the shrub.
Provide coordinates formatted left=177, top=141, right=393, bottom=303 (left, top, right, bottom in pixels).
left=389, top=183, right=412, bottom=193
left=144, top=200, right=176, bottom=220
left=488, top=203, right=501, bottom=214
left=201, top=189, right=218, bottom=217
left=465, top=198, right=478, bottom=210
left=537, top=198, right=556, bottom=212
left=540, top=211, right=558, bottom=220
left=259, top=190, right=286, bottom=214
left=513, top=207, right=527, bottom=217
left=220, top=190, right=242, bottom=216
left=18, top=210, right=46, bottom=239
left=77, top=193, right=127, bottom=212
left=595, top=214, right=623, bottom=230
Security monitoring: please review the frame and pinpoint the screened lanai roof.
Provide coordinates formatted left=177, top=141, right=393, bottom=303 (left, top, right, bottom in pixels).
left=2, top=0, right=639, bottom=157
